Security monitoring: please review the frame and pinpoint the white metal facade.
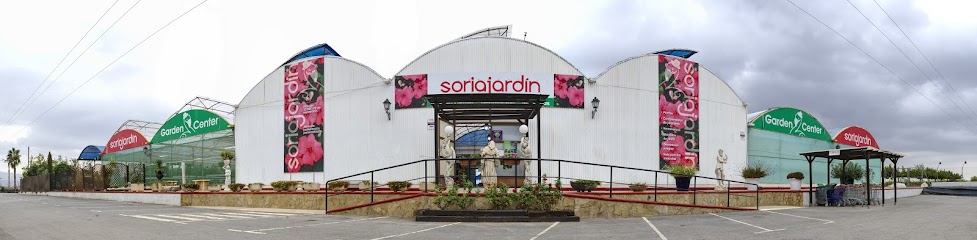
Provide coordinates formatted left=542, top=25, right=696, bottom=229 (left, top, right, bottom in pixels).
left=235, top=37, right=748, bottom=185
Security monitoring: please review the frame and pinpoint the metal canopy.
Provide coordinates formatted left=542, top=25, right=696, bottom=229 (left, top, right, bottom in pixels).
left=427, top=94, right=548, bottom=123
left=799, top=147, right=905, bottom=207
left=799, top=147, right=904, bottom=160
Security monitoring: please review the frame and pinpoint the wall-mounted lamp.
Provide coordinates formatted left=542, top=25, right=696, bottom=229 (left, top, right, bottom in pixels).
left=835, top=144, right=840, bottom=149
left=382, top=99, right=391, bottom=120
left=383, top=78, right=392, bottom=84
left=590, top=97, right=600, bottom=119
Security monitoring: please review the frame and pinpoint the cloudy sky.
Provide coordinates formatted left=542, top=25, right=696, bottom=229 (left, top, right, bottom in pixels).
left=1, top=0, right=976, bottom=178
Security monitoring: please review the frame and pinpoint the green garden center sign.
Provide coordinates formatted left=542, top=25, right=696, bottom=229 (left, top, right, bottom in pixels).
left=152, top=109, right=231, bottom=143
left=750, top=107, right=832, bottom=141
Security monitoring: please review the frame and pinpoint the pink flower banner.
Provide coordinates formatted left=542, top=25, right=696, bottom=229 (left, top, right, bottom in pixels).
left=658, top=55, right=699, bottom=169
left=552, top=74, right=585, bottom=108
left=284, top=57, right=325, bottom=173
left=394, top=74, right=429, bottom=109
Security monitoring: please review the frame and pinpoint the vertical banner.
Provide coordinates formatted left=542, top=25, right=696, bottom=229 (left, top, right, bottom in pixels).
left=658, top=55, right=700, bottom=169
left=284, top=57, right=325, bottom=173
left=552, top=74, right=586, bottom=108
left=394, top=74, right=429, bottom=109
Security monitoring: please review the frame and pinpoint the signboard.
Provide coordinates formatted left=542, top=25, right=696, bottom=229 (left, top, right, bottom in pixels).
left=833, top=126, right=880, bottom=149
left=103, top=129, right=149, bottom=154
left=284, top=57, right=325, bottom=173
left=658, top=55, right=700, bottom=169
left=750, top=107, right=832, bottom=141
left=426, top=73, right=553, bottom=96
left=829, top=149, right=840, bottom=156
left=552, top=74, right=586, bottom=108
left=152, top=109, right=230, bottom=143
left=394, top=74, right=429, bottom=109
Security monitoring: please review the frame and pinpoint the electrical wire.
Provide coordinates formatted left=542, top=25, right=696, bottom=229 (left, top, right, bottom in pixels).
left=7, top=0, right=210, bottom=138
left=1, top=0, right=121, bottom=131
left=785, top=0, right=977, bottom=135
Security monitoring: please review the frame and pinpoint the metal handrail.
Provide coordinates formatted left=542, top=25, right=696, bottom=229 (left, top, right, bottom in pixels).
left=325, top=158, right=761, bottom=212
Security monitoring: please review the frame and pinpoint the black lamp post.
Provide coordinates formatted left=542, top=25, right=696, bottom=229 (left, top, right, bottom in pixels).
left=591, top=97, right=600, bottom=119
left=382, top=99, right=391, bottom=120
left=962, top=161, right=967, bottom=180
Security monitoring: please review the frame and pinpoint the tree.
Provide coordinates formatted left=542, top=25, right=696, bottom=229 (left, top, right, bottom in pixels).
left=6, top=148, right=21, bottom=189
left=971, top=176, right=977, bottom=182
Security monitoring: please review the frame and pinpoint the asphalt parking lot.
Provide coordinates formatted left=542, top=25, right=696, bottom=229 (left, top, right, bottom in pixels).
left=0, top=193, right=974, bottom=240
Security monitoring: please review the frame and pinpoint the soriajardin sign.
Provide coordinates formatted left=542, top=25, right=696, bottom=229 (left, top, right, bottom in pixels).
left=152, top=109, right=230, bottom=143
left=103, top=129, right=149, bottom=154
left=426, top=73, right=554, bottom=96
left=659, top=55, right=700, bottom=169
left=284, top=57, right=325, bottom=173
left=833, top=126, right=880, bottom=149
left=750, top=107, right=832, bottom=141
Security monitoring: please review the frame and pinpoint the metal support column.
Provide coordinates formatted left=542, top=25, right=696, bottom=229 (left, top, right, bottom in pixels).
left=806, top=155, right=815, bottom=206
left=536, top=111, right=542, bottom=184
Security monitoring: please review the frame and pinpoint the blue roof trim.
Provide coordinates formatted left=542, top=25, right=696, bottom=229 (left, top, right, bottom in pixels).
left=654, top=49, right=697, bottom=59
left=78, top=145, right=105, bottom=161
left=281, top=42, right=341, bottom=66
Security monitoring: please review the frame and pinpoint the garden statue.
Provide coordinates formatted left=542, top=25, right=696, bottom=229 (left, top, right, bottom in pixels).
left=715, top=149, right=728, bottom=190
left=518, top=125, right=533, bottom=184
left=223, top=160, right=232, bottom=191
left=480, top=137, right=501, bottom=186
left=439, top=126, right=456, bottom=187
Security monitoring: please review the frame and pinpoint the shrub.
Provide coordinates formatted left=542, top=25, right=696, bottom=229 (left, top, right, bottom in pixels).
left=327, top=180, right=349, bottom=190
left=668, top=164, right=698, bottom=177
left=629, top=182, right=648, bottom=192
left=972, top=176, right=977, bottom=182
left=228, top=183, right=245, bottom=192
left=831, top=163, right=865, bottom=182
left=387, top=181, right=412, bottom=192
left=741, top=162, right=770, bottom=178
left=571, top=180, right=601, bottom=187
left=787, top=172, right=805, bottom=180
left=513, top=176, right=563, bottom=211
left=271, top=181, right=299, bottom=191
left=484, top=182, right=513, bottom=210
left=432, top=174, right=477, bottom=210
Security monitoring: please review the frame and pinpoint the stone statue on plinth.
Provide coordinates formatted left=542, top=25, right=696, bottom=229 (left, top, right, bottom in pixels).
left=439, top=126, right=456, bottom=187
left=480, top=138, right=501, bottom=187
left=518, top=125, right=533, bottom=184
left=715, top=149, right=728, bottom=191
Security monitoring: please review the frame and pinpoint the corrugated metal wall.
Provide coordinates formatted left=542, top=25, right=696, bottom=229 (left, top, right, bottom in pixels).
left=236, top=37, right=748, bottom=186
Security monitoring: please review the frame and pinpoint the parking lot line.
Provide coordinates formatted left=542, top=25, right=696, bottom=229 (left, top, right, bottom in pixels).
left=120, top=214, right=184, bottom=224
left=369, top=222, right=460, bottom=240
left=709, top=213, right=785, bottom=234
left=762, top=210, right=834, bottom=224
left=529, top=222, right=560, bottom=240
left=228, top=216, right=389, bottom=234
left=642, top=217, right=668, bottom=240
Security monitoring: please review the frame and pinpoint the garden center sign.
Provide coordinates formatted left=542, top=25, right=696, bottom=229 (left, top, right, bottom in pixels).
left=152, top=109, right=231, bottom=143
left=833, top=126, right=880, bottom=149
left=750, top=107, right=831, bottom=141
left=103, top=129, right=149, bottom=154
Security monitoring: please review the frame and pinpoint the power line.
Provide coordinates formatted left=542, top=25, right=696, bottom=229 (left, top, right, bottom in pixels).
left=869, top=0, right=977, bottom=126
left=7, top=0, right=210, bottom=138
left=784, top=0, right=977, bottom=135
left=0, top=0, right=121, bottom=131
left=846, top=0, right=977, bottom=128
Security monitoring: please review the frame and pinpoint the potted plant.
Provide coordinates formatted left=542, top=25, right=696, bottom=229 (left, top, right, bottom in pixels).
left=831, top=163, right=864, bottom=185
left=359, top=181, right=378, bottom=191
left=669, top=164, right=697, bottom=191
left=502, top=156, right=520, bottom=167
left=208, top=184, right=222, bottom=192
left=129, top=178, right=145, bottom=193
left=629, top=182, right=648, bottom=192
left=327, top=181, right=349, bottom=192
left=787, top=172, right=805, bottom=190
left=248, top=183, right=264, bottom=192
left=458, top=154, right=480, bottom=167
left=228, top=183, right=245, bottom=192
left=388, top=181, right=412, bottom=192
left=271, top=181, right=288, bottom=192
left=181, top=183, right=198, bottom=192
left=154, top=159, right=164, bottom=181
left=303, top=182, right=321, bottom=192
left=740, top=162, right=769, bottom=190
left=570, top=180, right=600, bottom=192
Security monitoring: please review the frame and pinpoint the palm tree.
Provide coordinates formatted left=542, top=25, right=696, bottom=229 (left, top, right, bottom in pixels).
left=7, top=148, right=20, bottom=189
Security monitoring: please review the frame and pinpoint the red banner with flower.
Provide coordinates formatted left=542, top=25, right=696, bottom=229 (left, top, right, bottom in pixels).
left=553, top=74, right=585, bottom=108
left=658, top=55, right=699, bottom=169
left=394, top=74, right=429, bottom=109
left=284, top=57, right=325, bottom=173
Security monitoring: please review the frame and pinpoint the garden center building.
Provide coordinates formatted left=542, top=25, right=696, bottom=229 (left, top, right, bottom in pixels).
left=234, top=29, right=750, bottom=186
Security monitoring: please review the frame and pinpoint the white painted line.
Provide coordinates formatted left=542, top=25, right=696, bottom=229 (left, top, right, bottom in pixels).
left=709, top=213, right=785, bottom=234
left=218, top=212, right=281, bottom=217
left=370, top=222, right=459, bottom=240
left=762, top=210, right=833, bottom=224
left=530, top=222, right=560, bottom=240
left=153, top=215, right=205, bottom=221
left=642, top=217, right=668, bottom=240
left=228, top=216, right=389, bottom=234
left=120, top=214, right=181, bottom=223
left=759, top=206, right=803, bottom=211
left=198, top=213, right=253, bottom=219
left=243, top=211, right=297, bottom=216
left=177, top=214, right=228, bottom=220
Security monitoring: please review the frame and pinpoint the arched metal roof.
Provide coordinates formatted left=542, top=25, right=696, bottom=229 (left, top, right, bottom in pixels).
left=281, top=42, right=341, bottom=66
left=78, top=145, right=104, bottom=161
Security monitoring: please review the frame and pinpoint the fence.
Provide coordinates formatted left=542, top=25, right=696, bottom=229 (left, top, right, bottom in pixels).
left=19, top=163, right=147, bottom=192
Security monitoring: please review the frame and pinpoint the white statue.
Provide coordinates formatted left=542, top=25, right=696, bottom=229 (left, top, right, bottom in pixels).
left=715, top=149, right=728, bottom=191
left=480, top=137, right=501, bottom=187
left=223, top=159, right=231, bottom=191
left=439, top=126, right=456, bottom=187
left=518, top=125, right=533, bottom=184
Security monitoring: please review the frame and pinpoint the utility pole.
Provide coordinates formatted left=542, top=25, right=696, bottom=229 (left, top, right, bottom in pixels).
left=962, top=161, right=967, bottom=180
